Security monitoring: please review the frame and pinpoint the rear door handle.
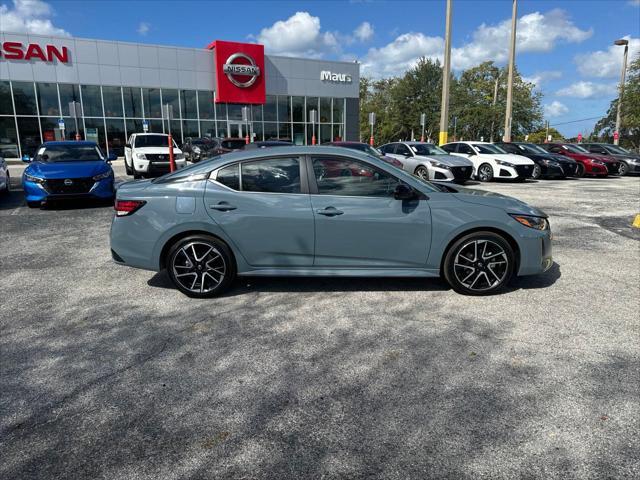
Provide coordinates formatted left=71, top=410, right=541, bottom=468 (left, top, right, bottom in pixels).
left=316, top=207, right=344, bottom=216
left=210, top=202, right=237, bottom=211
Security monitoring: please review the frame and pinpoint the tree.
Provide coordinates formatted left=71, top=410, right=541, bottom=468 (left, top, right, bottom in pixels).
left=526, top=127, right=564, bottom=144
left=592, top=55, right=640, bottom=149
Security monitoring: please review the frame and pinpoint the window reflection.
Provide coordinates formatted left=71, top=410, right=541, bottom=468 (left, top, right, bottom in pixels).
left=241, top=158, right=300, bottom=193
left=312, top=157, right=398, bottom=197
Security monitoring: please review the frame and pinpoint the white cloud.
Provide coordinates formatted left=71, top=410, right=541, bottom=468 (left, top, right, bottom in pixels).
left=0, top=0, right=69, bottom=36
left=361, top=32, right=443, bottom=77
left=253, top=11, right=339, bottom=58
left=522, top=70, right=563, bottom=87
left=628, top=0, right=640, bottom=6
left=353, top=21, right=374, bottom=42
left=361, top=9, right=590, bottom=77
left=137, top=22, right=150, bottom=36
left=574, top=36, right=640, bottom=78
left=556, top=81, right=617, bottom=98
left=544, top=100, right=569, bottom=117
left=452, top=9, right=592, bottom=70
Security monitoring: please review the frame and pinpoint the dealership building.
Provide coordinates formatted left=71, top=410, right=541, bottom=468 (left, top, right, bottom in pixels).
left=0, top=31, right=360, bottom=158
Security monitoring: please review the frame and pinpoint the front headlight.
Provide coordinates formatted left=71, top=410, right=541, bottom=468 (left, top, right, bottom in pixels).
left=175, top=153, right=185, bottom=160
left=591, top=160, right=605, bottom=165
left=495, top=160, right=514, bottom=167
left=625, top=157, right=639, bottom=164
left=92, top=171, right=112, bottom=181
left=541, top=159, right=560, bottom=167
left=25, top=173, right=45, bottom=184
left=428, top=160, right=450, bottom=169
left=510, top=214, right=549, bottom=230
left=135, top=153, right=147, bottom=160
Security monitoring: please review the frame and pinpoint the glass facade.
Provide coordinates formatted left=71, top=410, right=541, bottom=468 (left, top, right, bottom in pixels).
left=0, top=81, right=347, bottom=157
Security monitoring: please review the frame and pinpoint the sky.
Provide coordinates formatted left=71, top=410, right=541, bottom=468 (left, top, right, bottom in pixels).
left=1, top=0, right=639, bottom=137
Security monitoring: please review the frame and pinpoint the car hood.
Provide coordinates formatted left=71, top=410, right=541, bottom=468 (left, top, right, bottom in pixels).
left=608, top=153, right=640, bottom=162
left=27, top=160, right=111, bottom=179
left=492, top=153, right=535, bottom=165
left=527, top=153, right=574, bottom=164
left=133, top=146, right=183, bottom=154
left=415, top=154, right=473, bottom=166
left=451, top=185, right=546, bottom=217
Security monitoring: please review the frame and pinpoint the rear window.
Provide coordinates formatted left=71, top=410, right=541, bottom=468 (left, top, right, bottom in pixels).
left=221, top=139, right=246, bottom=150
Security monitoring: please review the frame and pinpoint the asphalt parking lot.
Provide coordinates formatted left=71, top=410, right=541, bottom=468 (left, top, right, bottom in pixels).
left=1, top=161, right=639, bottom=479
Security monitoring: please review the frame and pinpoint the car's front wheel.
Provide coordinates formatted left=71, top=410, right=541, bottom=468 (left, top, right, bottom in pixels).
left=531, top=164, right=542, bottom=179
left=414, top=165, right=429, bottom=180
left=477, top=163, right=494, bottom=182
left=576, top=163, right=586, bottom=177
left=443, top=231, right=515, bottom=295
left=166, top=235, right=236, bottom=298
left=618, top=162, right=628, bottom=176
left=1, top=171, right=9, bottom=194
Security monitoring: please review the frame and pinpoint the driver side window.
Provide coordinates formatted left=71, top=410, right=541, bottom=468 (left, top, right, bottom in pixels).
left=458, top=144, right=474, bottom=155
left=312, top=157, right=399, bottom=197
left=395, top=144, right=412, bottom=157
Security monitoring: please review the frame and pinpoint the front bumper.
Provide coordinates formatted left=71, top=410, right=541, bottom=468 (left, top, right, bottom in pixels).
left=540, top=163, right=566, bottom=178
left=517, top=227, right=553, bottom=276
left=627, top=161, right=640, bottom=173
left=23, top=177, right=114, bottom=202
left=133, top=159, right=187, bottom=175
left=496, top=164, right=534, bottom=179
left=432, top=165, right=474, bottom=182
left=584, top=162, right=608, bottom=176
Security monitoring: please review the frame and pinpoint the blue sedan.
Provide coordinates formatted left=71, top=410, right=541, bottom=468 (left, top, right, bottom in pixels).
left=110, top=146, right=553, bottom=296
left=22, top=141, right=116, bottom=208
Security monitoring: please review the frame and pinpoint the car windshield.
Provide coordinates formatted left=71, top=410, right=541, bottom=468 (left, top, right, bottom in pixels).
left=564, top=144, right=588, bottom=153
left=135, top=135, right=177, bottom=148
left=34, top=144, right=104, bottom=162
left=517, top=143, right=548, bottom=154
left=474, top=143, right=507, bottom=154
left=410, top=144, right=449, bottom=156
left=604, top=145, right=630, bottom=154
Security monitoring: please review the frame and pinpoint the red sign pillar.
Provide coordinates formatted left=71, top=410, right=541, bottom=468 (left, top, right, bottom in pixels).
left=168, top=134, right=176, bottom=172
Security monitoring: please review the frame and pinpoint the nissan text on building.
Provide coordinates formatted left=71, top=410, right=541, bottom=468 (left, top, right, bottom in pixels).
left=0, top=32, right=360, bottom=158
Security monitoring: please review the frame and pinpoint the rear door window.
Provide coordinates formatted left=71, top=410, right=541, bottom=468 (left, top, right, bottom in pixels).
left=240, top=157, right=301, bottom=193
left=216, top=163, right=240, bottom=190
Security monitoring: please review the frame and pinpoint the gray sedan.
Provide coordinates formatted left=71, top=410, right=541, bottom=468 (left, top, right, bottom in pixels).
left=110, top=146, right=552, bottom=297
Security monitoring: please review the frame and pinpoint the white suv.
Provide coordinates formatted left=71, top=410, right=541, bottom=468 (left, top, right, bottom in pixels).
left=124, top=133, right=187, bottom=178
left=441, top=141, right=535, bottom=182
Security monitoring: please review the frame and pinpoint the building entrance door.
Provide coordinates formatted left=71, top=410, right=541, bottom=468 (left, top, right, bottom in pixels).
left=228, top=122, right=244, bottom=139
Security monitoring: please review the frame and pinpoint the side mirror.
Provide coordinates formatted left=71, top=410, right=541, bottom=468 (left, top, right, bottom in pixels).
left=107, top=152, right=117, bottom=161
left=394, top=183, right=415, bottom=201
left=125, top=143, right=131, bottom=149
left=22, top=154, right=32, bottom=163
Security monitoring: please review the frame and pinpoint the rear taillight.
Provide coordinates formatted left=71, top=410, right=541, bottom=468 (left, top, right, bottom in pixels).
left=115, top=200, right=146, bottom=216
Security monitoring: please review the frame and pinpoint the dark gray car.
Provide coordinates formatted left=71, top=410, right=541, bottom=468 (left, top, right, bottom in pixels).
left=580, top=143, right=640, bottom=175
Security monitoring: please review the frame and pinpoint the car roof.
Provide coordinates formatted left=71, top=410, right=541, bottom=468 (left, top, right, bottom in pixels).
left=42, top=141, right=98, bottom=147
left=132, top=133, right=167, bottom=136
left=212, top=145, right=381, bottom=163
left=404, top=141, right=437, bottom=145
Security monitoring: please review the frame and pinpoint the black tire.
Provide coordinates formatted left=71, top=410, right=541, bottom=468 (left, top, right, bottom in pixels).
left=166, top=234, right=236, bottom=298
left=133, top=171, right=142, bottom=179
left=443, top=231, right=515, bottom=296
left=124, top=159, right=132, bottom=175
left=576, top=163, right=586, bottom=177
left=476, top=163, right=494, bottom=182
left=27, top=200, right=41, bottom=208
left=531, top=164, right=542, bottom=180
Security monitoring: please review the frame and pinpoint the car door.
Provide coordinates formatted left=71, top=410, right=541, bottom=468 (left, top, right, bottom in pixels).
left=456, top=143, right=481, bottom=173
left=308, top=154, right=431, bottom=268
left=205, top=155, right=315, bottom=267
left=395, top=143, right=419, bottom=172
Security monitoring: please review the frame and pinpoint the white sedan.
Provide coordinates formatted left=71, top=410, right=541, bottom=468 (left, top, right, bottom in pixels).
left=441, top=141, right=536, bottom=182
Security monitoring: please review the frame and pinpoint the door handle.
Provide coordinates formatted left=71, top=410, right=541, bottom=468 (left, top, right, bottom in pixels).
left=316, top=207, right=344, bottom=216
left=210, top=202, right=237, bottom=211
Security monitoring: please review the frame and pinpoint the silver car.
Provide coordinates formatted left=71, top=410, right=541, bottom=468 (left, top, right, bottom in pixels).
left=379, top=142, right=475, bottom=183
left=110, top=146, right=553, bottom=298
left=0, top=156, right=9, bottom=194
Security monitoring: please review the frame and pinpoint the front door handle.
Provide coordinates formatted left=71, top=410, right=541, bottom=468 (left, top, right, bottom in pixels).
left=210, top=202, right=237, bottom=211
left=316, top=207, right=344, bottom=217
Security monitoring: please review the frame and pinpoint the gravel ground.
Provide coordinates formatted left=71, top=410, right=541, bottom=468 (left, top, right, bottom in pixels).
left=1, top=162, right=639, bottom=479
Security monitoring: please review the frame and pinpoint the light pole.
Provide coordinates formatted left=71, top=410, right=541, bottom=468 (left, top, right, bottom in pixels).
left=613, top=38, right=629, bottom=146
left=438, top=0, right=452, bottom=146
left=503, top=0, right=517, bottom=142
left=489, top=71, right=500, bottom=143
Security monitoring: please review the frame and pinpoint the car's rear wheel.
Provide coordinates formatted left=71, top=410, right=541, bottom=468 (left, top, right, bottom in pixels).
left=414, top=165, right=429, bottom=180
left=477, top=163, right=494, bottom=182
left=166, top=235, right=236, bottom=298
left=443, top=231, right=515, bottom=295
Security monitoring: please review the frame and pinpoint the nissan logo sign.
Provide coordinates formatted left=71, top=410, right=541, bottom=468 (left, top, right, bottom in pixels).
left=222, top=53, right=260, bottom=88
left=64, top=179, right=73, bottom=186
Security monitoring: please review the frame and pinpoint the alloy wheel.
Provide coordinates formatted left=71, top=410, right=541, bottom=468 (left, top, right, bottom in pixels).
left=415, top=166, right=429, bottom=180
left=453, top=239, right=509, bottom=292
left=171, top=241, right=226, bottom=294
left=618, top=163, right=628, bottom=176
left=478, top=164, right=493, bottom=182
left=532, top=164, right=541, bottom=179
